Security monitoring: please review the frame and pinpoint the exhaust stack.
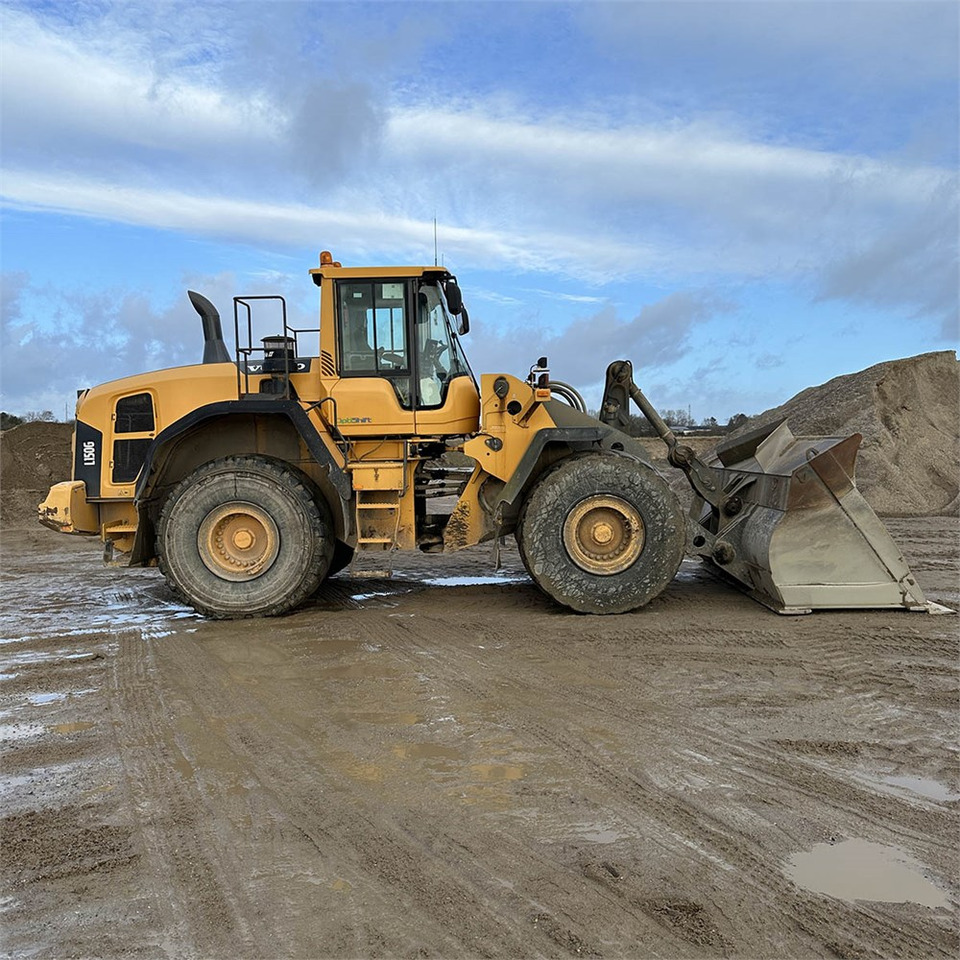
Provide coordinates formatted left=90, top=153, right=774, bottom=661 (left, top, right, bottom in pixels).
left=188, top=290, right=231, bottom=364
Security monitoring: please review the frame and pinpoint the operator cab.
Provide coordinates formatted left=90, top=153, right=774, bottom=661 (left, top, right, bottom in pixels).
left=336, top=277, right=472, bottom=409
left=312, top=254, right=479, bottom=437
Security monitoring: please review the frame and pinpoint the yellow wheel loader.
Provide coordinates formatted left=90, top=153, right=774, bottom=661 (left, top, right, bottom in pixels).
left=39, top=253, right=933, bottom=619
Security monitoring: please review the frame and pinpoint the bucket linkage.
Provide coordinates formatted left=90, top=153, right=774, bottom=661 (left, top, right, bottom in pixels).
left=600, top=360, right=935, bottom=614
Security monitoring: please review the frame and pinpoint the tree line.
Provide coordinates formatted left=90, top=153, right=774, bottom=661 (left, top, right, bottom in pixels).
left=0, top=410, right=63, bottom=430
left=588, top=408, right=751, bottom=436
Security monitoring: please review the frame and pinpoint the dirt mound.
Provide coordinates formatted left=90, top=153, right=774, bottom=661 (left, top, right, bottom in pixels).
left=0, top=421, right=73, bottom=527
left=642, top=352, right=958, bottom=517
left=744, top=351, right=958, bottom=516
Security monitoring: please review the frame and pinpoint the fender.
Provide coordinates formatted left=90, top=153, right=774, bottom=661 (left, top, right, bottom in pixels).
left=496, top=401, right=654, bottom=510
left=134, top=398, right=351, bottom=502
left=127, top=400, right=352, bottom=566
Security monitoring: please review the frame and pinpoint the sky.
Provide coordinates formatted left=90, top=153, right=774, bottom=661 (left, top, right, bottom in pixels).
left=1, top=0, right=957, bottom=422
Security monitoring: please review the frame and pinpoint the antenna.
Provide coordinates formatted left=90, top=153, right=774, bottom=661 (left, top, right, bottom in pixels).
left=433, top=217, right=438, bottom=267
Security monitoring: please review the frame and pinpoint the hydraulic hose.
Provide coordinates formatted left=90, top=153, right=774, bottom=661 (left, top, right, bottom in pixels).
left=549, top=380, right=587, bottom=412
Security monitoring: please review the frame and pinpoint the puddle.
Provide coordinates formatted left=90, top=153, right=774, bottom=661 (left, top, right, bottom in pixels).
left=674, top=560, right=709, bottom=583
left=49, top=721, right=95, bottom=734
left=0, top=772, right=34, bottom=798
left=314, top=637, right=365, bottom=657
left=0, top=721, right=44, bottom=742
left=880, top=775, right=960, bottom=802
left=0, top=650, right=104, bottom=668
left=420, top=576, right=528, bottom=587
left=512, top=806, right=633, bottom=846
left=468, top=762, right=525, bottom=782
left=22, top=689, right=95, bottom=707
left=337, top=710, right=422, bottom=726
left=26, top=692, right=67, bottom=706
left=313, top=581, right=414, bottom=610
left=570, top=821, right=629, bottom=844
left=392, top=743, right=463, bottom=762
left=0, top=570, right=201, bottom=643
left=322, top=663, right=403, bottom=681
left=786, top=839, right=949, bottom=908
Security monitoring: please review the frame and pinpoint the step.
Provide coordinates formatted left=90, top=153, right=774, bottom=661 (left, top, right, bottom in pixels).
left=349, top=568, right=393, bottom=579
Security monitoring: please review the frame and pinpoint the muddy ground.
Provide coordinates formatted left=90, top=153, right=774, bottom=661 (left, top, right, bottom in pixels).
left=1, top=516, right=958, bottom=959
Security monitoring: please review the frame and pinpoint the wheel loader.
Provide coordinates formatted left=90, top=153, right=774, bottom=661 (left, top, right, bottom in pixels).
left=39, top=252, right=934, bottom=619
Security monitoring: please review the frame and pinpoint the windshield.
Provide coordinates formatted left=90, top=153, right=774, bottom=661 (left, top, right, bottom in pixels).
left=416, top=282, right=475, bottom=407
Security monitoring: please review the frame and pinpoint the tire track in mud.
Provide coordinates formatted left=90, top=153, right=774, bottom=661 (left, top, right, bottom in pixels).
left=107, top=573, right=957, bottom=958
left=554, top=623, right=957, bottom=855
left=111, top=633, right=261, bottom=957
left=552, top=631, right=956, bottom=856
left=346, top=612, right=763, bottom=956
left=371, top=604, right=958, bottom=958
left=116, top=633, right=448, bottom=958
left=168, top=608, right=767, bottom=959
left=127, top=629, right=612, bottom=958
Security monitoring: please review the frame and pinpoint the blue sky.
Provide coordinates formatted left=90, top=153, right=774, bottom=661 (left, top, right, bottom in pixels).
left=1, top=0, right=957, bottom=421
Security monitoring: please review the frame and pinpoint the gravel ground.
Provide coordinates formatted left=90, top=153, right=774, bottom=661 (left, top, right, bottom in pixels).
left=1, top=518, right=957, bottom=958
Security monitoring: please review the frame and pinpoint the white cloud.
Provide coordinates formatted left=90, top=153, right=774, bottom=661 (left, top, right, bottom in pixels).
left=0, top=168, right=680, bottom=281
left=582, top=1, right=959, bottom=87
left=388, top=106, right=939, bottom=195
left=0, top=8, right=277, bottom=158
left=529, top=290, right=608, bottom=305
left=0, top=268, right=306, bottom=413
left=383, top=104, right=952, bottom=264
left=0, top=0, right=955, bottom=418
left=817, top=182, right=960, bottom=336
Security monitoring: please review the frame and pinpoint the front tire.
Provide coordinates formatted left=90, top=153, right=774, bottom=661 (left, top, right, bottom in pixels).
left=517, top=454, right=685, bottom=614
left=158, top=456, right=334, bottom=618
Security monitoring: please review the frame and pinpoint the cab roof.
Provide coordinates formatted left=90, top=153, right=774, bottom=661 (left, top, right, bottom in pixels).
left=309, top=253, right=452, bottom=286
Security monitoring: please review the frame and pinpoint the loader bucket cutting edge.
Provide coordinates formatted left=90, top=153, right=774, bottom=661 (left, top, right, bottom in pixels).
left=690, top=421, right=932, bottom=614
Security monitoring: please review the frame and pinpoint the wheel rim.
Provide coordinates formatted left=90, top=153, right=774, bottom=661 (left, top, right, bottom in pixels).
left=197, top=501, right=280, bottom=581
left=562, top=495, right=645, bottom=575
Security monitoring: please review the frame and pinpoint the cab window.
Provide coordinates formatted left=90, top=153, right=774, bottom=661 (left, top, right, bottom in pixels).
left=415, top=283, right=473, bottom=408
left=338, top=280, right=412, bottom=408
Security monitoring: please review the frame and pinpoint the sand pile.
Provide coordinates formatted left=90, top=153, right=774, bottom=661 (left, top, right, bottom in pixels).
left=0, top=421, right=73, bottom=527
left=744, top=351, right=958, bottom=516
left=641, top=352, right=957, bottom=517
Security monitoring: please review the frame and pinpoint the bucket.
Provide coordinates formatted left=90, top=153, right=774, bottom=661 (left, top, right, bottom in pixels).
left=689, top=420, right=929, bottom=613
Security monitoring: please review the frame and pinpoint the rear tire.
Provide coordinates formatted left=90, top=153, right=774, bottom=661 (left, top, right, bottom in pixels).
left=517, top=454, right=684, bottom=614
left=158, top=456, right=334, bottom=618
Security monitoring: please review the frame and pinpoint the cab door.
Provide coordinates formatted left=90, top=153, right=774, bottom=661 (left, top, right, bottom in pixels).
left=329, top=279, right=417, bottom=437
left=412, top=282, right=481, bottom=435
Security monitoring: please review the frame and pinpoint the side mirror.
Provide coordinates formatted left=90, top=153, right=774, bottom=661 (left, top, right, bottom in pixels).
left=458, top=307, right=470, bottom=336
left=444, top=280, right=463, bottom=316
